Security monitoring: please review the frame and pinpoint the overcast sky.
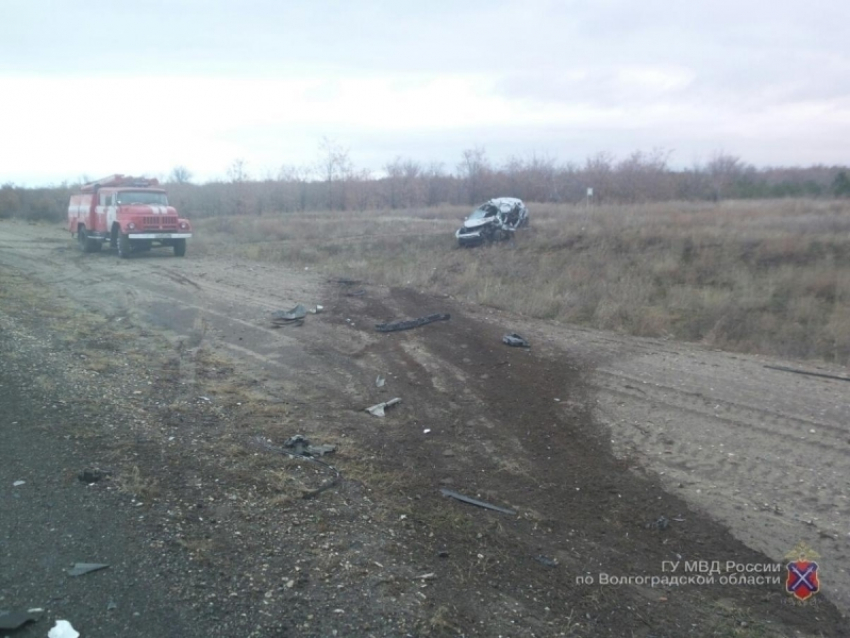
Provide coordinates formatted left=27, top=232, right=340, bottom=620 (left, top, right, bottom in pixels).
left=2, top=0, right=849, bottom=185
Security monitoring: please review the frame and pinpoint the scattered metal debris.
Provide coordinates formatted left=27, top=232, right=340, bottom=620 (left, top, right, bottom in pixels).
left=251, top=436, right=342, bottom=499
left=535, top=555, right=558, bottom=568
left=12, top=480, right=25, bottom=487
left=283, top=435, right=336, bottom=457
left=366, top=398, right=401, bottom=416
left=48, top=620, right=79, bottom=638
left=502, top=333, right=530, bottom=348
left=376, top=375, right=385, bottom=388
left=271, top=304, right=308, bottom=327
left=440, top=488, right=516, bottom=515
left=375, top=313, right=450, bottom=333
left=78, top=468, right=110, bottom=483
left=0, top=611, right=38, bottom=631
left=647, top=516, right=669, bottom=531
left=764, top=364, right=850, bottom=382
left=68, top=562, right=109, bottom=577
left=107, top=601, right=118, bottom=611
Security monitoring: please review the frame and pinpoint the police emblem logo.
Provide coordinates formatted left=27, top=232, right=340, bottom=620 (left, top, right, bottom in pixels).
left=784, top=542, right=821, bottom=602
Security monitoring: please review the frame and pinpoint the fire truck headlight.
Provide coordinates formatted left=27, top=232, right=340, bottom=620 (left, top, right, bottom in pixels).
left=127, top=222, right=136, bottom=230
left=179, top=222, right=189, bottom=230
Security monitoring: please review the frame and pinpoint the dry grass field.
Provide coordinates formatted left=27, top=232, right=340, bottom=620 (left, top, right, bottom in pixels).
left=192, top=199, right=850, bottom=364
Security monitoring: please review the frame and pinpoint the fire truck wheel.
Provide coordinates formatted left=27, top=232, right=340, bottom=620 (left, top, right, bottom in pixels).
left=173, top=239, right=186, bottom=257
left=78, top=227, right=101, bottom=253
left=117, top=233, right=131, bottom=259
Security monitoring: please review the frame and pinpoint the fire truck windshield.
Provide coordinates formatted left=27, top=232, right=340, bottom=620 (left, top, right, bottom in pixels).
left=116, top=191, right=168, bottom=205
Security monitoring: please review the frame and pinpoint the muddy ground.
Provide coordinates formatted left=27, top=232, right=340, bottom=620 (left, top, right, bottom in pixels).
left=1, top=219, right=848, bottom=637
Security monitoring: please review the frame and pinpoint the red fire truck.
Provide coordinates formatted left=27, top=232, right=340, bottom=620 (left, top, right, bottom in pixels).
left=68, top=175, right=192, bottom=258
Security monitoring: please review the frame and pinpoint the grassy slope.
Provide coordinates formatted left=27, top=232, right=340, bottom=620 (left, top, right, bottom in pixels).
left=191, top=199, right=850, bottom=364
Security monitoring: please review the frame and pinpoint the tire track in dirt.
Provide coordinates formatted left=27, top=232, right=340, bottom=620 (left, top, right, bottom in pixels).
left=591, top=352, right=850, bottom=616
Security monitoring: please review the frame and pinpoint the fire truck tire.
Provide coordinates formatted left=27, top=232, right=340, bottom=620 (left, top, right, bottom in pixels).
left=117, top=233, right=131, bottom=259
left=78, top=227, right=101, bottom=253
left=173, top=239, right=186, bottom=257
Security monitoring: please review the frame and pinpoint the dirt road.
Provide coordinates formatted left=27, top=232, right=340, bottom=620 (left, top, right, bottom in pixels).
left=1, top=219, right=847, bottom=637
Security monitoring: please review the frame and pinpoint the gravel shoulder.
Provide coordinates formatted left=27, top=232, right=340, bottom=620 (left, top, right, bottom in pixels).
left=1, top=219, right=847, bottom=637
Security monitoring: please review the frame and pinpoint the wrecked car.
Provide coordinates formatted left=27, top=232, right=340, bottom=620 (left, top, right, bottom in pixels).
left=455, top=197, right=529, bottom=247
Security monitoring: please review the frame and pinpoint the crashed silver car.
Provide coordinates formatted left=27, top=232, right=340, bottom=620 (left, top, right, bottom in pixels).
left=455, top=197, right=529, bottom=247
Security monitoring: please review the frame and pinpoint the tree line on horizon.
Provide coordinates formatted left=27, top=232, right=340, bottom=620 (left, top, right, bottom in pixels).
left=2, top=144, right=850, bottom=222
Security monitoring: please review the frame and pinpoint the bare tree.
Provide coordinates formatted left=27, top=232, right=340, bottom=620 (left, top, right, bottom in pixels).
left=383, top=156, right=404, bottom=208
left=457, top=146, right=490, bottom=205
left=279, top=164, right=314, bottom=211
left=582, top=152, right=615, bottom=203
left=168, top=165, right=193, bottom=184
left=615, top=148, right=672, bottom=202
left=425, top=162, right=448, bottom=206
left=317, top=137, right=352, bottom=210
left=227, top=158, right=248, bottom=183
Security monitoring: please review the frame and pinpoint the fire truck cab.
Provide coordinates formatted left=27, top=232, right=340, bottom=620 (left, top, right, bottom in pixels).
left=68, top=174, right=192, bottom=258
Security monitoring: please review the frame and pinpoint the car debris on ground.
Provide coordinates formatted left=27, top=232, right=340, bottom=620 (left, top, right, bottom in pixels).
left=271, top=304, right=307, bottom=327
left=502, top=333, right=530, bottom=348
left=68, top=562, right=109, bottom=577
left=78, top=468, right=110, bottom=483
left=366, top=398, right=402, bottom=416
left=646, top=516, right=670, bottom=530
left=535, top=555, right=558, bottom=568
left=375, top=313, right=450, bottom=333
left=251, top=436, right=342, bottom=499
left=0, top=611, right=39, bottom=631
left=48, top=620, right=79, bottom=638
left=376, top=375, right=385, bottom=388
left=282, top=435, right=336, bottom=457
left=440, top=488, right=517, bottom=515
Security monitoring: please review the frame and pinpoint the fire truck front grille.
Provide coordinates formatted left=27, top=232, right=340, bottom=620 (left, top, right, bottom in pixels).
left=142, top=216, right=178, bottom=229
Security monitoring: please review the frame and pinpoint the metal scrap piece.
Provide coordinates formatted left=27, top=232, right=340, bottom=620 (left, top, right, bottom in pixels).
left=283, top=435, right=336, bottom=457
left=502, top=333, right=530, bottom=347
left=251, top=437, right=342, bottom=499
left=68, top=563, right=109, bottom=577
left=366, top=398, right=401, bottom=416
left=440, top=488, right=516, bottom=515
left=375, top=313, right=450, bottom=333
left=271, top=304, right=308, bottom=325
left=0, top=611, right=38, bottom=631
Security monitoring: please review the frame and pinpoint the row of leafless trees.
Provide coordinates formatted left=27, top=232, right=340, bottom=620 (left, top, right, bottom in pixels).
left=3, top=145, right=850, bottom=222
